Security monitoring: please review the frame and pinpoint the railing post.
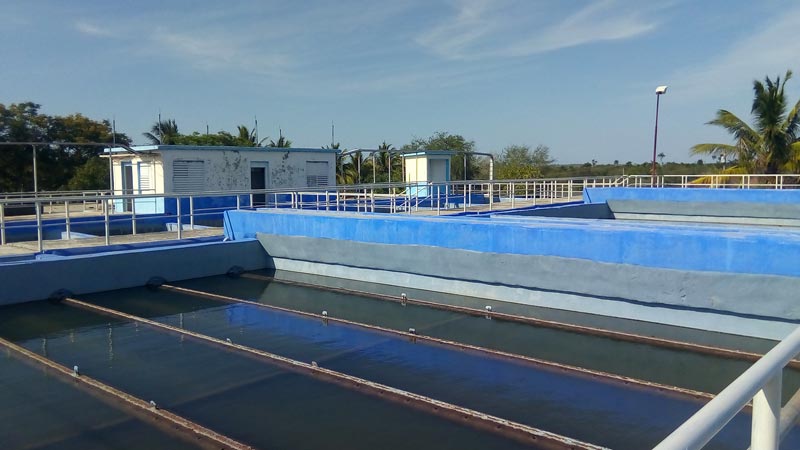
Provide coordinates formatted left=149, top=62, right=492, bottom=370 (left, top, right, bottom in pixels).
left=189, top=196, right=195, bottom=229
left=510, top=182, right=515, bottom=208
left=751, top=373, right=782, bottom=450
left=35, top=200, right=43, bottom=252
left=64, top=200, right=71, bottom=240
left=176, top=196, right=182, bottom=239
left=131, top=198, right=137, bottom=235
left=0, top=202, right=5, bottom=245
left=236, top=194, right=241, bottom=210
left=489, top=182, right=493, bottom=211
left=103, top=198, right=110, bottom=246
left=325, top=190, right=330, bottom=211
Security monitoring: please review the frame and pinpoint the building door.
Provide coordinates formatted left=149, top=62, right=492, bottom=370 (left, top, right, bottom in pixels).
left=250, top=162, right=269, bottom=207
left=121, top=162, right=134, bottom=212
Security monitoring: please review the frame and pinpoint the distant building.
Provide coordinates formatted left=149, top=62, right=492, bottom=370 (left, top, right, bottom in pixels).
left=402, top=150, right=453, bottom=196
left=105, top=145, right=337, bottom=214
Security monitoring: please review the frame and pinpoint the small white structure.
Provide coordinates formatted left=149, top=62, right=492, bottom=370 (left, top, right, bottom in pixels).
left=105, top=145, right=337, bottom=213
left=402, top=150, right=453, bottom=196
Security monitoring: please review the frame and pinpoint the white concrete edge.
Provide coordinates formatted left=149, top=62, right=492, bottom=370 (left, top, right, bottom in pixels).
left=270, top=257, right=796, bottom=341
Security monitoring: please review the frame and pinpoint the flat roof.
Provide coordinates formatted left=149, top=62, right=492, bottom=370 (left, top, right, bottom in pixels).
left=104, top=145, right=339, bottom=154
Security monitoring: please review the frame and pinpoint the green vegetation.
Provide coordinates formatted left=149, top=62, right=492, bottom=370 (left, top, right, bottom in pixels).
left=692, top=70, right=800, bottom=174
left=402, top=131, right=484, bottom=180
left=143, top=119, right=281, bottom=147
left=0, top=102, right=130, bottom=191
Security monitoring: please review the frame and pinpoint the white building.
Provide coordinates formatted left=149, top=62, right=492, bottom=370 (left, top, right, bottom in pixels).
left=105, top=145, right=337, bottom=213
left=402, top=150, right=453, bottom=196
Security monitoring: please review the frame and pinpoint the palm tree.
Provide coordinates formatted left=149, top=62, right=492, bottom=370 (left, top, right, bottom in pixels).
left=235, top=125, right=266, bottom=147
left=267, top=129, right=291, bottom=148
left=692, top=70, right=800, bottom=174
left=142, top=119, right=179, bottom=145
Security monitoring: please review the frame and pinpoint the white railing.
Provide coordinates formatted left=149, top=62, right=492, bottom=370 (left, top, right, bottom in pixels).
left=629, top=174, right=800, bottom=189
left=654, top=325, right=800, bottom=450
left=1, top=174, right=799, bottom=253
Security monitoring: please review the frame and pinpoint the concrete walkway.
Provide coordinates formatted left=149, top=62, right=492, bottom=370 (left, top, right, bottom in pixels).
left=0, top=228, right=224, bottom=257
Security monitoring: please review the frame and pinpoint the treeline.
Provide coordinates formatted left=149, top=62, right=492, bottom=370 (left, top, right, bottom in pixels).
left=0, top=102, right=131, bottom=192
left=1, top=101, right=719, bottom=193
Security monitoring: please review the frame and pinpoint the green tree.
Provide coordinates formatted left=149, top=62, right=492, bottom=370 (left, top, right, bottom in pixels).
left=402, top=131, right=477, bottom=180
left=691, top=70, right=800, bottom=173
left=142, top=119, right=179, bottom=145
left=0, top=102, right=129, bottom=192
left=66, top=156, right=108, bottom=190
left=175, top=131, right=238, bottom=146
left=496, top=144, right=550, bottom=179
left=375, top=141, right=401, bottom=183
left=268, top=130, right=292, bottom=148
left=235, top=125, right=266, bottom=147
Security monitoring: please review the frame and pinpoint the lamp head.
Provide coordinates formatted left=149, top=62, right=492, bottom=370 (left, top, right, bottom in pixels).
left=655, top=85, right=668, bottom=95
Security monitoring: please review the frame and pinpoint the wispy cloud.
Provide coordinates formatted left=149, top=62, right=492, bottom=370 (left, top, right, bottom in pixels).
left=669, top=5, right=800, bottom=102
left=150, top=28, right=293, bottom=76
left=415, top=0, right=658, bottom=60
left=75, top=20, right=114, bottom=37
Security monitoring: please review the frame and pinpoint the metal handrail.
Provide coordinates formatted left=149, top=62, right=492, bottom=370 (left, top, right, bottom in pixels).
left=654, top=324, right=800, bottom=450
left=2, top=174, right=800, bottom=252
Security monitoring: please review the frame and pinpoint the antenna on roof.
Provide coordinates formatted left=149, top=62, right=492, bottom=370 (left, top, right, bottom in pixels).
left=158, top=110, right=162, bottom=144
left=331, top=121, right=335, bottom=148
left=254, top=116, right=259, bottom=144
left=206, top=123, right=209, bottom=136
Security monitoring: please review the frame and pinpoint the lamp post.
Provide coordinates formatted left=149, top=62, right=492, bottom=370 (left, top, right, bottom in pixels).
left=651, top=85, right=668, bottom=186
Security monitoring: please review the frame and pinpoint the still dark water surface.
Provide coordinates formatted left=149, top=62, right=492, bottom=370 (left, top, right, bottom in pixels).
left=1, top=273, right=798, bottom=450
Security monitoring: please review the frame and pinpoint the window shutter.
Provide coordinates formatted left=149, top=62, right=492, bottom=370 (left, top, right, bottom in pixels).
left=172, top=160, right=205, bottom=192
left=306, top=161, right=329, bottom=187
left=139, top=163, right=152, bottom=193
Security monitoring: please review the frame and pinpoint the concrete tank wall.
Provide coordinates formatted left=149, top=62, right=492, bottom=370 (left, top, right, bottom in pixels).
left=222, top=209, right=800, bottom=340
left=0, top=239, right=270, bottom=305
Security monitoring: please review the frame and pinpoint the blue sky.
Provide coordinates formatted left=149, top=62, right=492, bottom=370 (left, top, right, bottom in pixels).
left=2, top=0, right=799, bottom=164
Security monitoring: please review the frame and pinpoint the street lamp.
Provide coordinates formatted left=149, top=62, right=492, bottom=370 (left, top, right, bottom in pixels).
left=651, top=85, right=668, bottom=186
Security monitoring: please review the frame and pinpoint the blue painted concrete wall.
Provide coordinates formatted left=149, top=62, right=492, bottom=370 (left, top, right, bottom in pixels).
left=224, top=209, right=800, bottom=278
left=584, top=187, right=800, bottom=204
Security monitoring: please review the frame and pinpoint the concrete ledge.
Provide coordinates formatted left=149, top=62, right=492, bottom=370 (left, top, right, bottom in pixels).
left=584, top=187, right=800, bottom=204
left=0, top=239, right=270, bottom=305
left=256, top=233, right=800, bottom=325
left=225, top=209, right=800, bottom=277
left=267, top=257, right=797, bottom=341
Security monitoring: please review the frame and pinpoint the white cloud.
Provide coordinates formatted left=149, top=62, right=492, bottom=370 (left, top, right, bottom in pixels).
left=75, top=21, right=114, bottom=37
left=150, top=28, right=294, bottom=76
left=415, top=0, right=658, bottom=60
left=669, top=6, right=800, bottom=102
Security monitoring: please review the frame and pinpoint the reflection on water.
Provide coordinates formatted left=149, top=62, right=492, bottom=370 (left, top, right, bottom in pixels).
left=174, top=274, right=800, bottom=397
left=102, top=292, right=800, bottom=450
left=0, top=353, right=199, bottom=450
left=0, top=301, right=536, bottom=450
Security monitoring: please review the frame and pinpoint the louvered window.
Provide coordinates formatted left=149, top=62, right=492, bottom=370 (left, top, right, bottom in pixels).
left=172, top=160, right=205, bottom=192
left=306, top=161, right=329, bottom=187
left=139, top=163, right=152, bottom=193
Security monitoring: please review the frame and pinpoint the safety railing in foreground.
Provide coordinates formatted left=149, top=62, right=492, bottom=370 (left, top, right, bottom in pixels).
left=654, top=324, right=800, bottom=450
